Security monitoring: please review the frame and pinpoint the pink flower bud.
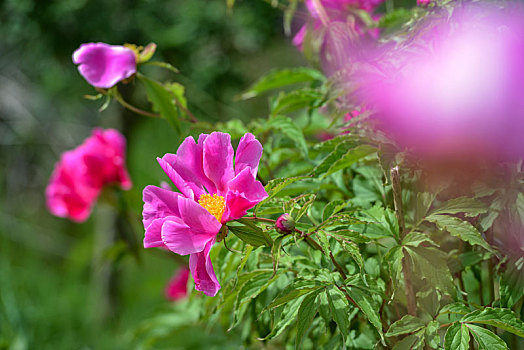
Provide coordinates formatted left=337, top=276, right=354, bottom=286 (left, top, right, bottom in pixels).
left=73, top=43, right=136, bottom=89
left=276, top=213, right=295, bottom=234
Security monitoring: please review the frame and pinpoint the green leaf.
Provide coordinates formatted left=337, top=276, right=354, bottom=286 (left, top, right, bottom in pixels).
left=426, top=214, right=495, bottom=253
left=462, top=307, right=524, bottom=337
left=228, top=221, right=272, bottom=247
left=428, top=197, right=488, bottom=217
left=261, top=175, right=310, bottom=202
left=266, top=115, right=308, bottom=156
left=142, top=60, right=179, bottom=73
left=348, top=286, right=384, bottom=341
left=240, top=68, right=325, bottom=99
left=294, top=194, right=316, bottom=222
left=271, top=88, right=324, bottom=115
left=322, top=199, right=349, bottom=221
left=316, top=230, right=331, bottom=256
left=322, top=145, right=376, bottom=178
left=386, top=315, right=425, bottom=337
left=444, top=322, right=470, bottom=350
left=266, top=285, right=325, bottom=310
left=402, top=232, right=438, bottom=248
left=326, top=288, right=350, bottom=342
left=295, top=289, right=321, bottom=349
left=439, top=303, right=471, bottom=317
left=311, top=140, right=356, bottom=176
left=341, top=240, right=364, bottom=272
left=392, top=332, right=424, bottom=350
left=139, top=75, right=181, bottom=133
left=467, top=324, right=509, bottom=350
left=405, top=246, right=454, bottom=294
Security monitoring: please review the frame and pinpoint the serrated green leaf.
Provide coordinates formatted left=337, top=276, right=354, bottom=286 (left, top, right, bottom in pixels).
left=348, top=286, right=384, bottom=341
left=392, top=332, right=424, bottom=350
left=405, top=246, right=454, bottom=294
left=322, top=200, right=349, bottom=221
left=311, top=141, right=356, bottom=176
left=467, top=324, right=509, bottom=350
left=341, top=240, right=364, bottom=271
left=295, top=289, right=321, bottom=349
left=259, top=176, right=310, bottom=208
left=295, top=194, right=316, bottom=222
left=328, top=229, right=371, bottom=243
left=425, top=320, right=440, bottom=348
left=462, top=307, right=524, bottom=337
left=139, top=75, right=181, bottom=133
left=386, top=315, right=425, bottom=337
left=426, top=214, right=495, bottom=253
left=322, top=145, right=376, bottom=178
left=444, top=322, right=470, bottom=350
left=439, top=302, right=471, bottom=316
left=327, top=287, right=350, bottom=342
left=266, top=115, right=308, bottom=156
left=428, top=197, right=487, bottom=217
left=266, top=285, right=325, bottom=310
left=402, top=232, right=438, bottom=247
left=228, top=222, right=272, bottom=247
left=271, top=89, right=324, bottom=115
left=240, top=68, right=324, bottom=99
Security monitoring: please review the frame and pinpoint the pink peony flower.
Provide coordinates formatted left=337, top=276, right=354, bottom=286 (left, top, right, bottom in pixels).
left=142, top=132, right=268, bottom=297
left=165, top=267, right=190, bottom=301
left=46, top=128, right=132, bottom=222
left=293, top=0, right=383, bottom=49
left=73, top=43, right=137, bottom=89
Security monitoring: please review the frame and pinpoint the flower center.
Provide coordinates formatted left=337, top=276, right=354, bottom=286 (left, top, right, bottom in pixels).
left=198, top=194, right=225, bottom=222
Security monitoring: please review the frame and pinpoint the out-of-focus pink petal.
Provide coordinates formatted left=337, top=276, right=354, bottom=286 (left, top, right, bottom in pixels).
left=189, top=240, right=220, bottom=296
left=165, top=267, right=190, bottom=301
left=235, top=133, right=263, bottom=177
left=203, top=132, right=235, bottom=194
left=46, top=128, right=131, bottom=222
left=293, top=25, right=307, bottom=49
left=225, top=168, right=268, bottom=221
left=142, top=185, right=182, bottom=230
left=160, top=196, right=221, bottom=255
left=73, top=43, right=136, bottom=89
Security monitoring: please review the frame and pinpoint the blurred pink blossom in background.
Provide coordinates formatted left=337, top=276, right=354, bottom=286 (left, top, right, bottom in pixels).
left=165, top=267, right=190, bottom=301
left=46, top=128, right=132, bottom=222
left=73, top=43, right=136, bottom=89
left=293, top=0, right=383, bottom=50
left=142, top=132, right=268, bottom=296
left=354, top=2, right=524, bottom=162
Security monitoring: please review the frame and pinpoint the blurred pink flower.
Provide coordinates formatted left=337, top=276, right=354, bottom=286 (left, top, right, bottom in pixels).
left=358, top=2, right=524, bottom=161
left=417, top=0, right=431, bottom=5
left=293, top=0, right=383, bottom=49
left=142, top=132, right=268, bottom=296
left=165, top=267, right=190, bottom=301
left=73, top=43, right=136, bottom=89
left=46, top=128, right=132, bottom=222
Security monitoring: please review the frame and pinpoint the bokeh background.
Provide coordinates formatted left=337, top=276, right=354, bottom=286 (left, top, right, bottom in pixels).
left=0, top=0, right=304, bottom=348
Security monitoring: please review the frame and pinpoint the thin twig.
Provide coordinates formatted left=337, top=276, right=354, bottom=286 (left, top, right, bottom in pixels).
left=112, top=88, right=161, bottom=118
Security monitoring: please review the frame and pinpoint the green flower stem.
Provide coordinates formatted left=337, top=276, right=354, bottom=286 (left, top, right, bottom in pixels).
left=112, top=87, right=161, bottom=118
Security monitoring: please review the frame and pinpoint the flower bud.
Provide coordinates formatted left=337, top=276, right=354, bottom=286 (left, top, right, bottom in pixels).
left=276, top=213, right=295, bottom=234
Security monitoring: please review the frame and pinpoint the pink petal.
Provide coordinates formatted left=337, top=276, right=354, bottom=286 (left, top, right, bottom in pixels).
left=165, top=267, right=190, bottom=301
left=235, top=133, right=263, bottom=177
left=144, top=217, right=172, bottom=248
left=203, top=132, right=235, bottom=194
left=293, top=25, right=307, bottom=49
left=142, top=185, right=181, bottom=230
left=160, top=196, right=221, bottom=255
left=73, top=43, right=136, bottom=89
left=157, top=155, right=203, bottom=200
left=224, top=168, right=268, bottom=221
left=189, top=240, right=220, bottom=296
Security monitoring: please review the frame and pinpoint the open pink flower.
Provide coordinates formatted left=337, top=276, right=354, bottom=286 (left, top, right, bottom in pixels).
left=142, top=132, right=268, bottom=296
left=46, top=128, right=132, bottom=222
left=73, top=43, right=136, bottom=89
left=165, top=267, right=190, bottom=301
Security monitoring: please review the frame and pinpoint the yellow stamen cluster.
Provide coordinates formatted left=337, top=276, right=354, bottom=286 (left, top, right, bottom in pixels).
left=198, top=194, right=226, bottom=222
